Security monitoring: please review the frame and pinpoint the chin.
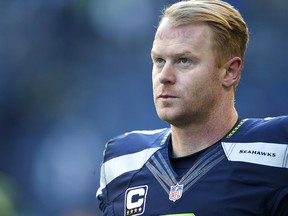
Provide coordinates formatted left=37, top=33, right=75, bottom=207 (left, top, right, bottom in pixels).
left=157, top=113, right=172, bottom=122
left=157, top=113, right=179, bottom=125
left=156, top=107, right=186, bottom=124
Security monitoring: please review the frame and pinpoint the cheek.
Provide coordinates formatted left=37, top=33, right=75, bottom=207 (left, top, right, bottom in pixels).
left=152, top=79, right=158, bottom=100
left=151, top=68, right=156, bottom=82
left=152, top=77, right=156, bottom=91
left=152, top=71, right=159, bottom=90
left=182, top=73, right=216, bottom=101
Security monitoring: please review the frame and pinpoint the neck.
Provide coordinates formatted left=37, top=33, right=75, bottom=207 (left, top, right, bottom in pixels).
left=170, top=107, right=238, bottom=157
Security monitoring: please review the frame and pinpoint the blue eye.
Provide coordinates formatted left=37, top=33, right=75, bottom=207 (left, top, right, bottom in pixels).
left=178, top=58, right=189, bottom=64
left=156, top=58, right=165, bottom=64
left=153, top=58, right=166, bottom=66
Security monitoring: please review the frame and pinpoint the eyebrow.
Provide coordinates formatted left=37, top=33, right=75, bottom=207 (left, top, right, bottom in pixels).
left=151, top=50, right=196, bottom=59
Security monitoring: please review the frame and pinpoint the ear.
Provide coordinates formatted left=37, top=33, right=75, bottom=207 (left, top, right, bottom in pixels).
left=222, top=57, right=242, bottom=88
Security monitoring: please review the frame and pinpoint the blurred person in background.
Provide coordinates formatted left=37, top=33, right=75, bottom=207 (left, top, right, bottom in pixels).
left=0, top=174, right=19, bottom=216
left=95, top=0, right=288, bottom=215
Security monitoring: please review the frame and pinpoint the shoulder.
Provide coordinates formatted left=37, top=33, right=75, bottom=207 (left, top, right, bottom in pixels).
left=103, top=128, right=171, bottom=162
left=246, top=116, right=288, bottom=130
left=234, top=116, right=288, bottom=143
left=222, top=116, right=288, bottom=169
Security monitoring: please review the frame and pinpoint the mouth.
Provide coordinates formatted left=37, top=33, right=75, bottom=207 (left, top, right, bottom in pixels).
left=158, top=94, right=177, bottom=99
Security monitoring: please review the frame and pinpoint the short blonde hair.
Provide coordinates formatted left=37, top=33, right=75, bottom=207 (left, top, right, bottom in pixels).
left=159, top=0, right=249, bottom=67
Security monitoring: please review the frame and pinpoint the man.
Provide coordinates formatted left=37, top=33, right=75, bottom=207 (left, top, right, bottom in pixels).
left=97, top=0, right=288, bottom=215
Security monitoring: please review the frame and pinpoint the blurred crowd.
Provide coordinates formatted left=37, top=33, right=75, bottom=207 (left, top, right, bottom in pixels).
left=0, top=0, right=287, bottom=215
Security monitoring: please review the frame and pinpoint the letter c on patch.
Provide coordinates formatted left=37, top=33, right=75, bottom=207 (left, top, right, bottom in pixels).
left=126, top=187, right=145, bottom=209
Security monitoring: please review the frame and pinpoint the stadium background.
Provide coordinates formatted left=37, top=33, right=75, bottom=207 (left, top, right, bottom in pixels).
left=0, top=0, right=287, bottom=215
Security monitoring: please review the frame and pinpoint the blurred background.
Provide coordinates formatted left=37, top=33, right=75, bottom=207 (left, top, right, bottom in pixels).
left=0, top=0, right=287, bottom=215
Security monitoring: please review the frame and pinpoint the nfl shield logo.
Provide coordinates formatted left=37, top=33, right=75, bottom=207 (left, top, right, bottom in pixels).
left=169, top=183, right=184, bottom=202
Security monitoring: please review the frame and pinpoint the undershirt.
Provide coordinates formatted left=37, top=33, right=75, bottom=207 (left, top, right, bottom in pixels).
left=168, top=141, right=288, bottom=215
left=168, top=141, right=212, bottom=177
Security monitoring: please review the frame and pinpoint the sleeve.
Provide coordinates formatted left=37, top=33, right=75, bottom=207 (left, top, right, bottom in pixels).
left=274, top=194, right=288, bottom=216
left=268, top=187, right=288, bottom=216
left=96, top=163, right=106, bottom=212
left=96, top=142, right=109, bottom=213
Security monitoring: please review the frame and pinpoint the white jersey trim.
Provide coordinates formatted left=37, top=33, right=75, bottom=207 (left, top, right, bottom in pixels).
left=222, top=142, right=288, bottom=168
left=96, top=147, right=160, bottom=197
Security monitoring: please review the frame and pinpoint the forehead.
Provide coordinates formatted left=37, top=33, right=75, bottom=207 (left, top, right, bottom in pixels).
left=152, top=18, right=213, bottom=54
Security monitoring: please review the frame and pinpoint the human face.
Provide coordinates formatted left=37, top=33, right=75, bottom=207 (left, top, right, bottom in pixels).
left=151, top=19, right=225, bottom=127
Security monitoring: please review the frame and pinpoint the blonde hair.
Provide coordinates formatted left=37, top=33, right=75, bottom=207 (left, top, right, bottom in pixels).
left=160, top=0, right=249, bottom=68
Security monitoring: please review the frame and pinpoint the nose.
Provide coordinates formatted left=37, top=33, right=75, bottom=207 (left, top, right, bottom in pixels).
left=159, top=63, right=176, bottom=85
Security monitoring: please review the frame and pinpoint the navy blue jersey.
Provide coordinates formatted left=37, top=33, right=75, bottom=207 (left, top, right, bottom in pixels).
left=97, top=117, right=288, bottom=215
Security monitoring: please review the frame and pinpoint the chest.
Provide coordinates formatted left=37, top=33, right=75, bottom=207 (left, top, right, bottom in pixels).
left=107, top=149, right=280, bottom=216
